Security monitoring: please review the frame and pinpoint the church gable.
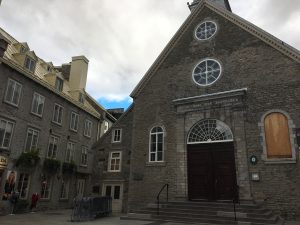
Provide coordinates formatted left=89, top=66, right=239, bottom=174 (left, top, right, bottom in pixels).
left=131, top=1, right=300, bottom=99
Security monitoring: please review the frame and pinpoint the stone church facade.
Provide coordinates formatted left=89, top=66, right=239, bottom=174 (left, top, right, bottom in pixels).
left=93, top=0, right=300, bottom=217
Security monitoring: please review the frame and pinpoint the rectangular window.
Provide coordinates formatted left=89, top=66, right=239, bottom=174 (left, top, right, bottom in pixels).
left=40, top=176, right=52, bottom=199
left=108, top=151, right=121, bottom=172
left=0, top=119, right=14, bottom=149
left=84, top=119, right=92, bottom=137
left=80, top=146, right=88, bottom=166
left=47, top=136, right=59, bottom=159
left=17, top=173, right=30, bottom=199
left=31, top=92, right=45, bottom=116
left=60, top=179, right=69, bottom=199
left=55, top=77, right=64, bottom=92
left=24, top=128, right=39, bottom=152
left=70, top=112, right=79, bottom=132
left=103, top=185, right=121, bottom=200
left=24, top=57, right=36, bottom=72
left=52, top=104, right=63, bottom=125
left=4, top=79, right=22, bottom=106
left=65, top=142, right=75, bottom=163
left=112, top=129, right=122, bottom=143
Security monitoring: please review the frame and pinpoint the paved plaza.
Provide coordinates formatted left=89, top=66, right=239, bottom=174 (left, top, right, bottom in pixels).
left=0, top=209, right=196, bottom=225
left=0, top=210, right=299, bottom=225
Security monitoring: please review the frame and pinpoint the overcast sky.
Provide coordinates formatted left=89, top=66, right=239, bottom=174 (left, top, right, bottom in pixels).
left=0, top=0, right=299, bottom=109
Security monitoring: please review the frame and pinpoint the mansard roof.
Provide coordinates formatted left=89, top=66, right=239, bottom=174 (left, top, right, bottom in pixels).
left=130, top=0, right=300, bottom=98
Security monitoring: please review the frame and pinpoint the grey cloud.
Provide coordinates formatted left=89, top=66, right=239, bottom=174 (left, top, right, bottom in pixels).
left=0, top=0, right=299, bottom=102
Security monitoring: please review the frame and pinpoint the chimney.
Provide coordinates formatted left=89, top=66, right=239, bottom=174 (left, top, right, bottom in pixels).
left=69, top=55, right=89, bottom=91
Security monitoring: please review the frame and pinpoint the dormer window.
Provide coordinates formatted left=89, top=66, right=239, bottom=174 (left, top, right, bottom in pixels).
left=24, top=56, right=36, bottom=72
left=55, top=77, right=64, bottom=92
left=47, top=65, right=52, bottom=72
left=79, top=93, right=85, bottom=103
left=20, top=46, right=27, bottom=53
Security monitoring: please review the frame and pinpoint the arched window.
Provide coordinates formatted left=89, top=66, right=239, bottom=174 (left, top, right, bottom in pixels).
left=264, top=113, right=292, bottom=158
left=149, top=127, right=164, bottom=162
left=188, top=119, right=233, bottom=144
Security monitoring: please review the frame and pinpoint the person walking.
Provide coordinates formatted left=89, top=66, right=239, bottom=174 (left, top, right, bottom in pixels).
left=30, top=192, right=39, bottom=212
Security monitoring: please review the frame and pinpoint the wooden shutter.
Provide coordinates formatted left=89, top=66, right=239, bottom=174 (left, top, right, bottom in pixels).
left=264, top=113, right=292, bottom=158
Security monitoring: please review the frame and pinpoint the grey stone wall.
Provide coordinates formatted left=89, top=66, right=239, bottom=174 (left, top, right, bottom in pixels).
left=0, top=62, right=99, bottom=210
left=127, top=6, right=300, bottom=218
left=92, top=106, right=133, bottom=212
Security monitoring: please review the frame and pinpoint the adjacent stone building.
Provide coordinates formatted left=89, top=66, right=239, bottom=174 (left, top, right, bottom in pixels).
left=0, top=28, right=115, bottom=213
left=93, top=0, right=300, bottom=218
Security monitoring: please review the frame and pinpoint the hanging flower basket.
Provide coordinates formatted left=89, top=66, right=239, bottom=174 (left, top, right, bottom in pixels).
left=62, top=161, right=77, bottom=175
left=16, top=149, right=40, bottom=168
left=43, top=158, right=61, bottom=174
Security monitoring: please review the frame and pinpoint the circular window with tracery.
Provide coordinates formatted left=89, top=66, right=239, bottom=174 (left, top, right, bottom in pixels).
left=192, top=59, right=221, bottom=86
left=195, top=21, right=217, bottom=40
left=188, top=119, right=233, bottom=144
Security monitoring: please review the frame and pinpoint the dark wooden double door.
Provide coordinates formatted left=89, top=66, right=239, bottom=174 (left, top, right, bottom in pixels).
left=187, top=142, right=237, bottom=201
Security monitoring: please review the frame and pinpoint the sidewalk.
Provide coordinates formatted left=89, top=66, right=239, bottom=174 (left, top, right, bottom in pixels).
left=0, top=210, right=299, bottom=225
left=0, top=209, right=152, bottom=225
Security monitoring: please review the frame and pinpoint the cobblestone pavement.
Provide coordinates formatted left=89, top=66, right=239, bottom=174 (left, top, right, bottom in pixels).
left=0, top=210, right=152, bottom=225
left=0, top=210, right=299, bottom=225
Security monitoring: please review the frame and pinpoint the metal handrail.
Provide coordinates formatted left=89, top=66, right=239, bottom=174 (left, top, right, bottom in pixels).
left=233, top=184, right=240, bottom=221
left=156, top=183, right=169, bottom=215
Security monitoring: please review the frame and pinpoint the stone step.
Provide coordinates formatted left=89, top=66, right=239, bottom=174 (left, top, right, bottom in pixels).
left=122, top=213, right=283, bottom=225
left=135, top=207, right=273, bottom=219
left=125, top=201, right=283, bottom=225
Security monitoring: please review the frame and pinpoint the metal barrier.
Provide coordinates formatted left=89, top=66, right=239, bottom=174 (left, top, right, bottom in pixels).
left=71, top=196, right=112, bottom=222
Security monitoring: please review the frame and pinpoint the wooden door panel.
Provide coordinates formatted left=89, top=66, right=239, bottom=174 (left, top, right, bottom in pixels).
left=188, top=142, right=237, bottom=201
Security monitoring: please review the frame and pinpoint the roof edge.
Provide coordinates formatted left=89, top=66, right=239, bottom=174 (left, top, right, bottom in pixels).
left=130, top=0, right=300, bottom=98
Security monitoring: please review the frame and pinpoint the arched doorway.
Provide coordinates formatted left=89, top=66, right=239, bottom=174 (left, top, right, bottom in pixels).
left=187, top=119, right=237, bottom=201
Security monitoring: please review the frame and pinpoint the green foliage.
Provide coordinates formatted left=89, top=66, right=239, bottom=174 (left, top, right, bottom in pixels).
left=43, top=158, right=61, bottom=174
left=16, top=149, right=40, bottom=168
left=62, top=161, right=77, bottom=175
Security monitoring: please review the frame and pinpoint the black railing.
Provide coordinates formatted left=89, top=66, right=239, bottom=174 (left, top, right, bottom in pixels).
left=71, top=196, right=112, bottom=222
left=233, top=184, right=240, bottom=221
left=156, top=183, right=169, bottom=215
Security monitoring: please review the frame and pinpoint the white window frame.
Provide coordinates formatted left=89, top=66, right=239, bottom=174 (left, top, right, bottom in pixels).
left=31, top=92, right=45, bottom=117
left=40, top=176, right=52, bottom=199
left=24, top=56, right=36, bottom=72
left=192, top=58, right=222, bottom=87
left=24, top=128, right=39, bottom=152
left=112, top=129, right=122, bottom=143
left=4, top=78, right=22, bottom=107
left=149, top=126, right=164, bottom=162
left=60, top=179, right=70, bottom=199
left=55, top=77, right=64, bottom=92
left=52, top=104, right=63, bottom=125
left=80, top=146, right=88, bottom=166
left=108, top=151, right=122, bottom=172
left=84, top=119, right=92, bottom=137
left=65, top=142, right=75, bottom=163
left=195, top=21, right=218, bottom=41
left=102, top=184, right=123, bottom=200
left=103, top=121, right=109, bottom=134
left=47, top=136, right=59, bottom=159
left=0, top=118, right=14, bottom=149
left=70, top=112, right=79, bottom=132
left=17, top=173, right=30, bottom=200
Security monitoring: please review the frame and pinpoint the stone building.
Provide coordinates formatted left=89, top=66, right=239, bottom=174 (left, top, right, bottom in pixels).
left=93, top=0, right=300, bottom=219
left=0, top=28, right=115, bottom=213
